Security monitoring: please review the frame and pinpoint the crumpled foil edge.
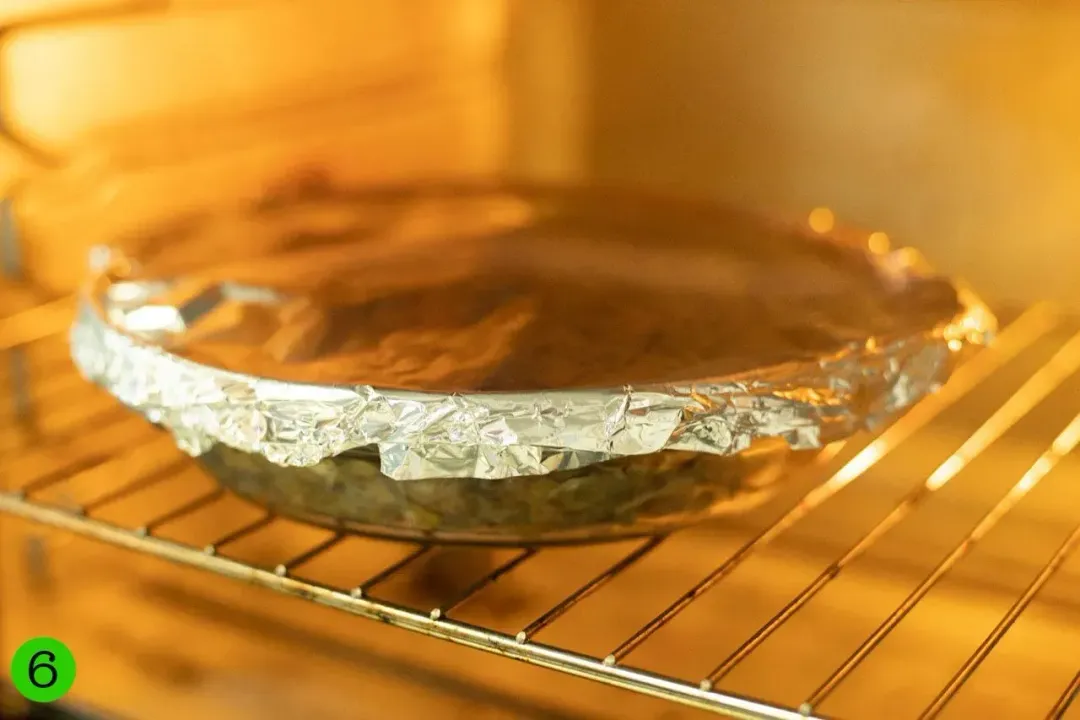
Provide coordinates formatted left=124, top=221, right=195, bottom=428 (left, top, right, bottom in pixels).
left=69, top=254, right=996, bottom=482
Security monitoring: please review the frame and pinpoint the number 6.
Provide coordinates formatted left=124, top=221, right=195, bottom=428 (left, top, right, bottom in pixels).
left=29, top=650, right=58, bottom=689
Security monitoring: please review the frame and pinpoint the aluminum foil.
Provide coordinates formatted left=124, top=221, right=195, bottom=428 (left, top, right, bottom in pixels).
left=67, top=183, right=995, bottom=481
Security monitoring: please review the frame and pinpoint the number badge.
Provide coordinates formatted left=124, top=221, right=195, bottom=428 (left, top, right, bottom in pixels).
left=10, top=637, right=76, bottom=703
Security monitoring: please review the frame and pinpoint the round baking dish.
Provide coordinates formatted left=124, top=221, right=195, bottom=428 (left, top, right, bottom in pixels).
left=70, top=181, right=994, bottom=544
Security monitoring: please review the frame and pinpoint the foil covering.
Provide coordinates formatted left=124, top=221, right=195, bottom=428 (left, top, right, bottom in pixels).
left=68, top=183, right=995, bottom=481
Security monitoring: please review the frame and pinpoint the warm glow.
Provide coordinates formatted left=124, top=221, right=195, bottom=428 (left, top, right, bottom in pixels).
left=808, top=207, right=835, bottom=234
left=867, top=232, right=891, bottom=254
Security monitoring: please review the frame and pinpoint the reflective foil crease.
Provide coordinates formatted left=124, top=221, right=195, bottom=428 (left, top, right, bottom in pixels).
left=69, top=247, right=994, bottom=482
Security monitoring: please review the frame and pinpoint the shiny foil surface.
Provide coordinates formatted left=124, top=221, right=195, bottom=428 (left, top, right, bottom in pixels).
left=69, top=182, right=996, bottom=481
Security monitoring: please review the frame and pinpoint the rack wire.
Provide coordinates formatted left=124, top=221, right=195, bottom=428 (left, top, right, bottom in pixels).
left=2, top=298, right=1080, bottom=720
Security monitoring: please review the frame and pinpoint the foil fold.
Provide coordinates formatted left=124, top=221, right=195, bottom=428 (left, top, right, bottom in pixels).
left=69, top=267, right=994, bottom=481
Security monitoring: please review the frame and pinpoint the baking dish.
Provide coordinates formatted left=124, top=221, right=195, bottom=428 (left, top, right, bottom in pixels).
left=69, top=180, right=994, bottom=544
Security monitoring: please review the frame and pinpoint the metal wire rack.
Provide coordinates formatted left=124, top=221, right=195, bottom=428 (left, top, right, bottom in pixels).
left=2, top=297, right=1080, bottom=720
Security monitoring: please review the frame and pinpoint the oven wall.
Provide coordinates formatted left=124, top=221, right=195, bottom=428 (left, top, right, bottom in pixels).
left=584, top=1, right=1080, bottom=309
left=3, top=0, right=1078, bottom=311
left=0, top=0, right=514, bottom=292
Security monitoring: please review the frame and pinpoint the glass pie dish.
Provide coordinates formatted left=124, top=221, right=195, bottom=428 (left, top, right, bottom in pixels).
left=69, top=180, right=994, bottom=545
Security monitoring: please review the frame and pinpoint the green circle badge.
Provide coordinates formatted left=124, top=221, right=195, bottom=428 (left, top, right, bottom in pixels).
left=10, top=637, right=76, bottom=703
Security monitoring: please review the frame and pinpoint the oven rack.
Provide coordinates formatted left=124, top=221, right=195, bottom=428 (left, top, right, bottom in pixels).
left=2, top=298, right=1080, bottom=720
